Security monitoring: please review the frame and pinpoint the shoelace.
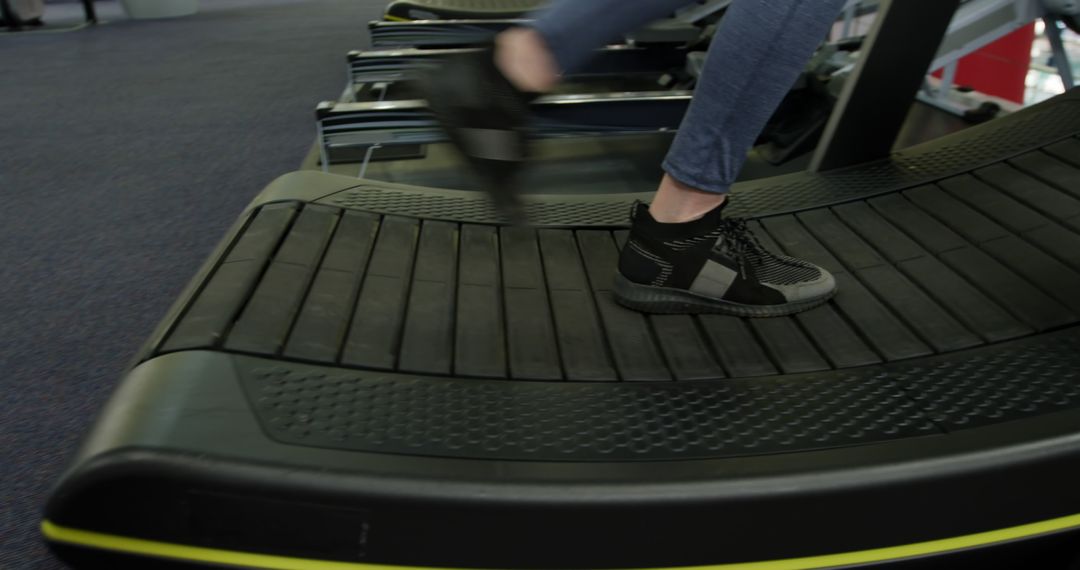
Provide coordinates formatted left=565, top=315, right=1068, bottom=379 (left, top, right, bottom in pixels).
left=715, top=218, right=788, bottom=279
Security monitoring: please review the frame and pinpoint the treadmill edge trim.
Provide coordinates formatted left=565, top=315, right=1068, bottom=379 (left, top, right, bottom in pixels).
left=40, top=512, right=1080, bottom=570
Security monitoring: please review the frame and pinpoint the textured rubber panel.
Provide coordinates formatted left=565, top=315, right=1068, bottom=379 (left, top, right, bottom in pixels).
left=237, top=328, right=1080, bottom=460
left=385, top=0, right=545, bottom=20
left=158, top=143, right=1080, bottom=382
left=321, top=184, right=637, bottom=226
left=239, top=353, right=936, bottom=460
left=315, top=89, right=1080, bottom=226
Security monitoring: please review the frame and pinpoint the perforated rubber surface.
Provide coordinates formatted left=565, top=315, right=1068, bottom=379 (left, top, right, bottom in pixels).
left=236, top=329, right=1080, bottom=460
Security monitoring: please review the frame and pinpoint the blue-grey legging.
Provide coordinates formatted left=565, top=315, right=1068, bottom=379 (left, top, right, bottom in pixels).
left=530, top=0, right=848, bottom=194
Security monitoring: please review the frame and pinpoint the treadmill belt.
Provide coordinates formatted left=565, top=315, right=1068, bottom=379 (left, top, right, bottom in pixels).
left=157, top=148, right=1080, bottom=383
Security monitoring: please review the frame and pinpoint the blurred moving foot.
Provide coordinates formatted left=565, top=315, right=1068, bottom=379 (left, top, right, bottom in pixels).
left=422, top=48, right=536, bottom=222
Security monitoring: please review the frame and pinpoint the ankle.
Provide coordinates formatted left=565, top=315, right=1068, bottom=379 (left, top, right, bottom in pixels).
left=648, top=174, right=728, bottom=223
left=495, top=27, right=562, bottom=93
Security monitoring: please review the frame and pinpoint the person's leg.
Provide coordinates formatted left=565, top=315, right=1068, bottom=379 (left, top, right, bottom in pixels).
left=652, top=0, right=847, bottom=222
left=497, top=0, right=846, bottom=221
left=615, top=0, right=848, bottom=315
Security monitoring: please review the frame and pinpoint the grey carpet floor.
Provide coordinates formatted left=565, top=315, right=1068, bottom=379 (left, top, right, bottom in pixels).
left=0, top=1, right=384, bottom=566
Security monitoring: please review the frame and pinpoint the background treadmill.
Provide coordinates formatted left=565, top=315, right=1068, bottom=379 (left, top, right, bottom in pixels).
left=384, top=0, right=547, bottom=20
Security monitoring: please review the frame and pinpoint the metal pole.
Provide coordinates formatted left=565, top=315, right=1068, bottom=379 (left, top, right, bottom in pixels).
left=810, top=0, right=962, bottom=172
left=938, top=60, right=959, bottom=103
left=1045, top=16, right=1076, bottom=89
left=317, top=123, right=331, bottom=174
left=82, top=0, right=98, bottom=23
left=841, top=0, right=859, bottom=39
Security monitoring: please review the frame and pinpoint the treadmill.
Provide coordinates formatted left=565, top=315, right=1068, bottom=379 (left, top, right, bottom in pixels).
left=368, top=0, right=730, bottom=49
left=343, top=42, right=693, bottom=102
left=43, top=1, right=1080, bottom=568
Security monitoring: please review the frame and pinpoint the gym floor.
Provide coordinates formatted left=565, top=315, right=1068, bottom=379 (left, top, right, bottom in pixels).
left=0, top=1, right=385, bottom=567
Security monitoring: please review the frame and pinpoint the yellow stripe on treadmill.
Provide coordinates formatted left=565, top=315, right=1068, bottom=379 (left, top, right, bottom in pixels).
left=41, top=513, right=1080, bottom=570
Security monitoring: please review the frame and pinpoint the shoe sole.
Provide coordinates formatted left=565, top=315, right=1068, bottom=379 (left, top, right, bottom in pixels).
left=612, top=274, right=837, bottom=317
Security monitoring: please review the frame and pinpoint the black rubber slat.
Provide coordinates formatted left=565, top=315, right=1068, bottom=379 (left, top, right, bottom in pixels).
left=225, top=204, right=299, bottom=264
left=398, top=221, right=458, bottom=375
left=799, top=208, right=980, bottom=353
left=831, top=202, right=924, bottom=264
left=748, top=318, right=830, bottom=374
left=284, top=211, right=380, bottom=362
left=751, top=224, right=881, bottom=368
left=612, top=230, right=629, bottom=249
left=538, top=230, right=618, bottom=382
left=978, top=236, right=1080, bottom=315
left=1025, top=224, right=1080, bottom=272
left=697, top=316, right=778, bottom=378
left=796, top=209, right=886, bottom=270
left=867, top=194, right=968, bottom=254
left=577, top=230, right=671, bottom=382
left=789, top=305, right=883, bottom=368
left=274, top=205, right=340, bottom=265
left=1044, top=137, right=1080, bottom=167
left=904, top=185, right=1009, bottom=244
left=895, top=255, right=1032, bottom=342
left=651, top=316, right=725, bottom=380
left=939, top=246, right=1072, bottom=331
left=909, top=182, right=1080, bottom=315
left=226, top=207, right=339, bottom=354
left=834, top=198, right=1030, bottom=342
left=342, top=216, right=419, bottom=370
left=938, top=175, right=1048, bottom=234
left=162, top=204, right=297, bottom=352
left=871, top=191, right=1072, bottom=332
left=501, top=227, right=562, bottom=381
left=940, top=174, right=1080, bottom=273
left=856, top=264, right=982, bottom=352
left=832, top=272, right=935, bottom=361
left=974, top=163, right=1080, bottom=232
left=455, top=225, right=506, bottom=378
left=1010, top=151, right=1080, bottom=200
left=761, top=216, right=931, bottom=361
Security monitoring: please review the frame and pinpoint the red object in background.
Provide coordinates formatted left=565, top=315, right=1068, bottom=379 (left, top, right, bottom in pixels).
left=931, top=23, right=1035, bottom=104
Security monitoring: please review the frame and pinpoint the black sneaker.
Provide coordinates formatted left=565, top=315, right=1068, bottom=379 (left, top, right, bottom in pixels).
left=614, top=202, right=837, bottom=316
left=421, top=47, right=536, bottom=222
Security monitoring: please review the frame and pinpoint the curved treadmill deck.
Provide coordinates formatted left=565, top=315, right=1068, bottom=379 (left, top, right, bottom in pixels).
left=45, top=91, right=1080, bottom=569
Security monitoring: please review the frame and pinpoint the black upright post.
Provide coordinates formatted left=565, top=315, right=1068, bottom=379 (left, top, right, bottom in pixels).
left=82, top=0, right=98, bottom=23
left=809, top=0, right=960, bottom=172
left=0, top=0, right=21, bottom=29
